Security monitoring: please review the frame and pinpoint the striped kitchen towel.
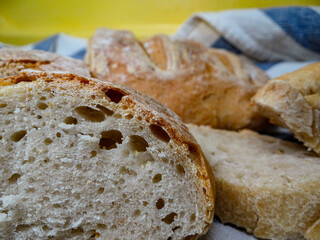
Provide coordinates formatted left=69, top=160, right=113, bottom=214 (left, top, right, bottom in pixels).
left=175, top=6, right=320, bottom=77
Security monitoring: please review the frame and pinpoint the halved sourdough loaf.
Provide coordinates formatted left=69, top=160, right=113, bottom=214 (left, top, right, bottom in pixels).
left=85, top=28, right=269, bottom=130
left=0, top=71, right=214, bottom=239
left=0, top=48, right=91, bottom=78
left=253, top=63, right=320, bottom=155
left=187, top=124, right=320, bottom=240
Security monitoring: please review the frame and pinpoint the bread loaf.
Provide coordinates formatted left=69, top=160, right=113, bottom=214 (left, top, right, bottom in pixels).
left=0, top=71, right=214, bottom=239
left=85, top=28, right=269, bottom=130
left=253, top=63, right=320, bottom=155
left=0, top=48, right=91, bottom=78
left=187, top=124, right=320, bottom=240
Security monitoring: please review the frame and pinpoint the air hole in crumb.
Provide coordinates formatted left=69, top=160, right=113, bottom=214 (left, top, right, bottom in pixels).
left=64, top=116, right=78, bottom=125
left=0, top=136, right=2, bottom=140
left=44, top=158, right=50, bottom=163
left=8, top=173, right=21, bottom=184
left=5, top=120, right=10, bottom=125
left=75, top=106, right=105, bottom=122
left=156, top=198, right=165, bottom=209
left=104, top=89, right=125, bottom=103
left=129, top=135, right=149, bottom=152
left=184, top=234, right=198, bottom=240
left=203, top=188, right=207, bottom=194
left=122, top=105, right=128, bottom=110
left=114, top=113, right=122, bottom=118
left=15, top=224, right=31, bottom=231
left=37, top=115, right=43, bottom=119
left=162, top=158, right=168, bottom=163
left=119, top=166, right=137, bottom=176
left=53, top=204, right=61, bottom=208
left=153, top=174, right=162, bottom=183
left=40, top=96, right=46, bottom=101
left=27, top=188, right=35, bottom=193
left=119, top=178, right=125, bottom=184
left=76, top=164, right=82, bottom=170
left=143, top=201, right=149, bottom=206
left=42, top=225, right=50, bottom=231
left=172, top=226, right=180, bottom=232
left=98, top=187, right=104, bottom=194
left=90, top=151, right=97, bottom=158
left=133, top=209, right=141, bottom=217
left=161, top=212, right=177, bottom=224
left=0, top=103, right=7, bottom=108
left=190, top=214, right=196, bottom=222
left=10, top=130, right=27, bottom=142
left=176, top=164, right=185, bottom=176
left=44, top=138, right=53, bottom=145
left=96, top=104, right=114, bottom=116
left=149, top=124, right=170, bottom=142
left=71, top=227, right=84, bottom=236
left=43, top=197, right=49, bottom=201
left=99, top=130, right=123, bottom=150
left=125, top=113, right=134, bottom=119
left=97, top=224, right=107, bottom=230
left=37, top=102, right=48, bottom=110
left=56, top=132, right=61, bottom=138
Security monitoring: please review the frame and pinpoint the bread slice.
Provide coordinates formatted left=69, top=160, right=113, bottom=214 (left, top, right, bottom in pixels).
left=0, top=48, right=91, bottom=78
left=253, top=63, right=320, bottom=155
left=0, top=71, right=214, bottom=239
left=187, top=124, right=320, bottom=240
left=85, top=28, right=269, bottom=130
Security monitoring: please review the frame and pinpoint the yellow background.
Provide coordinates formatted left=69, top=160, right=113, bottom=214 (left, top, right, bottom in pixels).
left=0, top=0, right=318, bottom=45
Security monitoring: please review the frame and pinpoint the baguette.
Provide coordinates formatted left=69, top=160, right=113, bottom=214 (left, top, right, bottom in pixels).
left=85, top=28, right=269, bottom=130
left=188, top=124, right=320, bottom=240
left=0, top=71, right=214, bottom=239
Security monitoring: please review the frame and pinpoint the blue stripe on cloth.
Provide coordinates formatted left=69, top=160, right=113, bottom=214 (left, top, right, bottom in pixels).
left=211, top=37, right=242, bottom=54
left=71, top=49, right=86, bottom=60
left=262, top=7, right=320, bottom=53
left=255, top=62, right=279, bottom=71
left=33, top=35, right=57, bottom=51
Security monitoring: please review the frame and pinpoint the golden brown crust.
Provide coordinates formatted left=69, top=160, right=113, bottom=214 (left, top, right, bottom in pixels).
left=0, top=71, right=215, bottom=234
left=85, top=28, right=269, bottom=130
left=253, top=62, right=320, bottom=154
left=0, top=48, right=91, bottom=78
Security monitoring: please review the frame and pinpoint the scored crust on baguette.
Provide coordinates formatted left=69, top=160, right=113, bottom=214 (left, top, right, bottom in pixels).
left=85, top=28, right=269, bottom=130
left=0, top=71, right=214, bottom=240
left=187, top=124, right=320, bottom=240
left=0, top=48, right=91, bottom=78
left=253, top=63, right=320, bottom=155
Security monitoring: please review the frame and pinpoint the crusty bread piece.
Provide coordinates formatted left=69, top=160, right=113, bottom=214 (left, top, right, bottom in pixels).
left=253, top=63, right=320, bottom=155
left=0, top=71, right=215, bottom=240
left=187, top=124, right=320, bottom=240
left=0, top=48, right=91, bottom=78
left=85, top=28, right=269, bottom=130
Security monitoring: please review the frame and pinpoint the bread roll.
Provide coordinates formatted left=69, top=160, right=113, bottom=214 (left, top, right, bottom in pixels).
left=188, top=124, right=320, bottom=240
left=0, top=48, right=91, bottom=78
left=85, top=28, right=269, bottom=130
left=0, top=71, right=214, bottom=239
left=253, top=63, right=320, bottom=155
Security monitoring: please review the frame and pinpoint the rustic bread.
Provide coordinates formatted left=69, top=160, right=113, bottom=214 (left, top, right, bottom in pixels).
left=187, top=124, right=320, bottom=240
left=0, top=48, right=91, bottom=78
left=253, top=63, right=320, bottom=155
left=0, top=71, right=215, bottom=240
left=85, top=28, right=269, bottom=130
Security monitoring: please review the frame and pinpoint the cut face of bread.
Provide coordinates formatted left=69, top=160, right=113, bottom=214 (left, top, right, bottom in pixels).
left=85, top=28, right=269, bottom=130
left=253, top=63, right=320, bottom=155
left=187, top=124, right=320, bottom=240
left=0, top=49, right=91, bottom=78
left=0, top=72, right=214, bottom=240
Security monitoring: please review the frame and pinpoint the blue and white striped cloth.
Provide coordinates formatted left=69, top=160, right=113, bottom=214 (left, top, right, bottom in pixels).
left=0, top=6, right=319, bottom=240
